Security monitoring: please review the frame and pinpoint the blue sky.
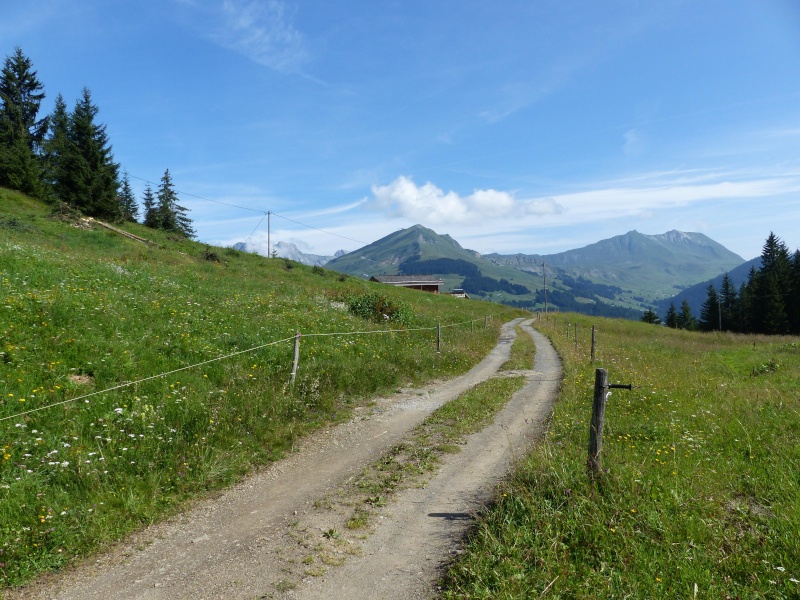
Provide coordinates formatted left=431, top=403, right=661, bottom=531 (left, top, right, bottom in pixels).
left=3, top=0, right=800, bottom=260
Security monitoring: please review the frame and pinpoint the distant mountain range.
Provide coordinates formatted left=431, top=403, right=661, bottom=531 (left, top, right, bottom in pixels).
left=325, top=225, right=747, bottom=319
left=232, top=241, right=347, bottom=266
left=484, top=229, right=745, bottom=300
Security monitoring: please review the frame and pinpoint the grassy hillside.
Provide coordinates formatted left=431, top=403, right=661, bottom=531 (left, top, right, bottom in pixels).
left=443, top=315, right=800, bottom=598
left=0, top=189, right=527, bottom=588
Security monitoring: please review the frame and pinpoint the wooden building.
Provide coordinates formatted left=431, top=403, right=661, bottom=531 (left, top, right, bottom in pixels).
left=370, top=275, right=444, bottom=294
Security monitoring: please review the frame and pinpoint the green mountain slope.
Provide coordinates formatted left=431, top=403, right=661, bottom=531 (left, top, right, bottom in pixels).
left=326, top=225, right=745, bottom=317
left=485, top=230, right=745, bottom=300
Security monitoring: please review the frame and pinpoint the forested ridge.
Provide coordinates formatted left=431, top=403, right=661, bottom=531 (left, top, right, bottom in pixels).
left=654, top=232, right=800, bottom=335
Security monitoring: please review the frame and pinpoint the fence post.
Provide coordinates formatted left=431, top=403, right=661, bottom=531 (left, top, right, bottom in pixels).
left=567, top=323, right=571, bottom=339
left=290, top=332, right=301, bottom=386
left=484, top=315, right=487, bottom=330
left=437, top=322, right=441, bottom=353
left=587, top=368, right=608, bottom=478
left=591, top=325, right=596, bottom=363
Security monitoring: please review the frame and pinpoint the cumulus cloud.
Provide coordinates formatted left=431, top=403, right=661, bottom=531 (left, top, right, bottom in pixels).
left=368, top=176, right=565, bottom=225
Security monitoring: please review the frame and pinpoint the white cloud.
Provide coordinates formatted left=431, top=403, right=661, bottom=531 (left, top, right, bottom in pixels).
left=196, top=0, right=308, bottom=72
left=368, top=176, right=565, bottom=225
left=549, top=177, right=800, bottom=224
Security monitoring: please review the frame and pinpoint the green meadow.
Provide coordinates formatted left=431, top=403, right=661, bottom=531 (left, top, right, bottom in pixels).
left=443, top=314, right=800, bottom=599
left=0, top=189, right=526, bottom=588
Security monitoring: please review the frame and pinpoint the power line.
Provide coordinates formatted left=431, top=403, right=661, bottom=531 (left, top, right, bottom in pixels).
left=128, top=173, right=367, bottom=248
left=270, top=211, right=368, bottom=245
left=127, top=174, right=265, bottom=213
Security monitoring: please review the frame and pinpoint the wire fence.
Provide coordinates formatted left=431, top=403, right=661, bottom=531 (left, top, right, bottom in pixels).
left=1, top=315, right=494, bottom=424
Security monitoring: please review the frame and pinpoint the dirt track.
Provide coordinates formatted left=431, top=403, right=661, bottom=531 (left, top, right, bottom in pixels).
left=14, top=319, right=561, bottom=600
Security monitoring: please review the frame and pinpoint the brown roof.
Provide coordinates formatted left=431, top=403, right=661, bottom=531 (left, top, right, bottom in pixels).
left=371, top=275, right=444, bottom=285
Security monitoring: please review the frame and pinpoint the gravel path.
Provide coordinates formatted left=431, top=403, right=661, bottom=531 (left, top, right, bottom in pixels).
left=14, top=319, right=561, bottom=600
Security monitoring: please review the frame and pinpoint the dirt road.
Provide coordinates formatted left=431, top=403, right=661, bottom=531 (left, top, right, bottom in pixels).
left=15, top=319, right=561, bottom=600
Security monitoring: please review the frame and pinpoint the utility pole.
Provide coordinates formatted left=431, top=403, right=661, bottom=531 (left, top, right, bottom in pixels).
left=267, top=211, right=271, bottom=257
left=543, top=262, right=548, bottom=316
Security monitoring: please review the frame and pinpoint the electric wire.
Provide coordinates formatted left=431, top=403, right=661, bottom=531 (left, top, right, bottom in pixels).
left=1, top=318, right=490, bottom=424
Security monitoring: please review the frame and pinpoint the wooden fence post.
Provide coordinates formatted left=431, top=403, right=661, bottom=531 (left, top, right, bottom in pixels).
left=437, top=322, right=441, bottom=353
left=484, top=315, right=487, bottom=330
left=587, top=368, right=608, bottom=478
left=290, top=332, right=301, bottom=386
left=591, top=325, right=596, bottom=363
left=567, top=323, right=571, bottom=339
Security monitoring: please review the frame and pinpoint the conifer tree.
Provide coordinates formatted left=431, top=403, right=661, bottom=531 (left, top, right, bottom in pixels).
left=677, top=300, right=696, bottom=330
left=42, top=93, right=69, bottom=198
left=665, top=302, right=678, bottom=328
left=117, top=171, right=138, bottom=222
left=699, top=284, right=720, bottom=331
left=761, top=271, right=789, bottom=335
left=0, top=47, right=47, bottom=196
left=58, top=88, right=119, bottom=218
left=142, top=184, right=159, bottom=228
left=641, top=309, right=661, bottom=325
left=790, top=250, right=800, bottom=335
left=719, top=273, right=738, bottom=332
left=156, top=169, right=195, bottom=238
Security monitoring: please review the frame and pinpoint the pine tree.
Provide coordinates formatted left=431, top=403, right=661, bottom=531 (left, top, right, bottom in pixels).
left=58, top=88, right=119, bottom=218
left=665, top=302, right=678, bottom=328
left=0, top=47, right=47, bottom=196
left=156, top=169, right=195, bottom=238
left=699, top=284, right=721, bottom=332
left=142, top=184, right=159, bottom=228
left=117, top=171, right=138, bottom=222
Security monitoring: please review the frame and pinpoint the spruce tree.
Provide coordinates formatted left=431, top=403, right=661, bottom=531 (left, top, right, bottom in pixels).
left=142, top=184, right=159, bottom=228
left=719, top=273, right=738, bottom=332
left=699, top=284, right=721, bottom=332
left=58, top=88, right=119, bottom=218
left=42, top=93, right=69, bottom=199
left=790, top=250, right=800, bottom=335
left=665, top=302, right=678, bottom=328
left=117, top=171, right=138, bottom=222
left=761, top=271, right=789, bottom=335
left=0, top=47, right=47, bottom=196
left=156, top=169, right=195, bottom=238
left=677, top=300, right=696, bottom=331
left=641, top=309, right=661, bottom=325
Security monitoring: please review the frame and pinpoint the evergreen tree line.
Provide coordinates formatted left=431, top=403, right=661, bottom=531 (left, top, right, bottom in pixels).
left=661, top=232, right=800, bottom=335
left=0, top=47, right=194, bottom=237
